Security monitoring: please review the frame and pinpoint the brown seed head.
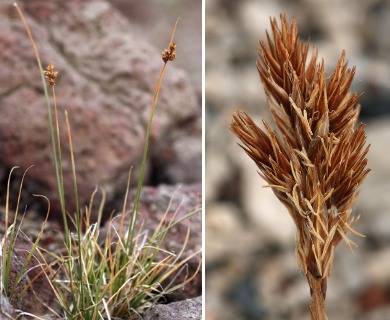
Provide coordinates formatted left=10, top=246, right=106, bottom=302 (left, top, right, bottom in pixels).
left=231, top=14, right=370, bottom=279
left=43, top=64, right=58, bottom=86
left=162, top=42, right=177, bottom=63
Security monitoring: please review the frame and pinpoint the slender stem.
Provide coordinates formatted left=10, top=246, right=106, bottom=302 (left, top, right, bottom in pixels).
left=52, top=86, right=67, bottom=230
left=127, top=19, right=178, bottom=249
left=306, top=271, right=328, bottom=320
left=14, top=3, right=68, bottom=237
left=128, top=62, right=167, bottom=245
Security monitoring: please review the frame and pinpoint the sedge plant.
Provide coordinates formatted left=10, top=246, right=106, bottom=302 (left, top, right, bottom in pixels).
left=231, top=14, right=370, bottom=319
left=0, top=166, right=52, bottom=316
left=11, top=3, right=201, bottom=319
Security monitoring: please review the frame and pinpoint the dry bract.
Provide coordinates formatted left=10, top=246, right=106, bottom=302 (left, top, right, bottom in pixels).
left=231, top=14, right=370, bottom=319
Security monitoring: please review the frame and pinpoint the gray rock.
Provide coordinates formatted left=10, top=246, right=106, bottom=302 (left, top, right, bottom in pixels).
left=144, top=296, right=202, bottom=320
left=0, top=293, right=17, bottom=319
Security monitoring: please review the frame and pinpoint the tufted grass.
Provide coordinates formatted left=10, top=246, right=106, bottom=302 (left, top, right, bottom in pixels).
left=0, top=166, right=50, bottom=314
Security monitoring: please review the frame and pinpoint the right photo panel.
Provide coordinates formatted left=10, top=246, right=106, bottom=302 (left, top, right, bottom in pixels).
left=206, top=1, right=390, bottom=319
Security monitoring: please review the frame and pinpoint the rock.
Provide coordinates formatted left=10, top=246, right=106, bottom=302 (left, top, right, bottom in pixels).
left=144, top=296, right=202, bottom=320
left=110, top=0, right=202, bottom=94
left=150, top=117, right=202, bottom=184
left=0, top=294, right=17, bottom=319
left=102, top=183, right=202, bottom=301
left=0, top=0, right=201, bottom=221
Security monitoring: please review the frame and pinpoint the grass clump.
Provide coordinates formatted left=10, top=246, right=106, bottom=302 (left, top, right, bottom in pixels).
left=1, top=166, right=51, bottom=315
left=0, top=4, right=201, bottom=319
left=231, top=14, right=370, bottom=319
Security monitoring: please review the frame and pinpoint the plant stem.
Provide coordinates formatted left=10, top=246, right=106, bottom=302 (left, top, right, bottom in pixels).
left=306, top=271, right=328, bottom=320
left=127, top=19, right=178, bottom=250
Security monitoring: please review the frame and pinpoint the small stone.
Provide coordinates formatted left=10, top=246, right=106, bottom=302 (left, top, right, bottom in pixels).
left=144, top=296, right=202, bottom=320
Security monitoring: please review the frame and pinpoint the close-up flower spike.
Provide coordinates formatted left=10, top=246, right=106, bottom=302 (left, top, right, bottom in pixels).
left=231, top=13, right=370, bottom=319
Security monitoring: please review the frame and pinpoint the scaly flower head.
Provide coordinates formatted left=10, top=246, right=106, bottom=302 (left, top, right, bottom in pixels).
left=231, top=14, right=370, bottom=307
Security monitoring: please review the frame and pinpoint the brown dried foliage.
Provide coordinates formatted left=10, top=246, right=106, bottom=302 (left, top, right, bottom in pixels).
left=231, top=14, right=370, bottom=315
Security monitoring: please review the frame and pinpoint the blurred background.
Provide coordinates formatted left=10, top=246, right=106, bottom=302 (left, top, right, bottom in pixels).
left=111, top=0, right=202, bottom=94
left=205, top=0, right=390, bottom=319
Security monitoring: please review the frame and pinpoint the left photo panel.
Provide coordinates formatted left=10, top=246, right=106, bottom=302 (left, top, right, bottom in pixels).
left=0, top=1, right=202, bottom=319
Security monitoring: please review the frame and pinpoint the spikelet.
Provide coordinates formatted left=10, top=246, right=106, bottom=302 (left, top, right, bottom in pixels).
left=231, top=14, right=370, bottom=319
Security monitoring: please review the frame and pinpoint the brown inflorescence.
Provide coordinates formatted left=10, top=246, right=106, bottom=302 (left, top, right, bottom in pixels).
left=162, top=42, right=177, bottom=63
left=231, top=13, right=370, bottom=319
left=43, top=64, right=58, bottom=86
